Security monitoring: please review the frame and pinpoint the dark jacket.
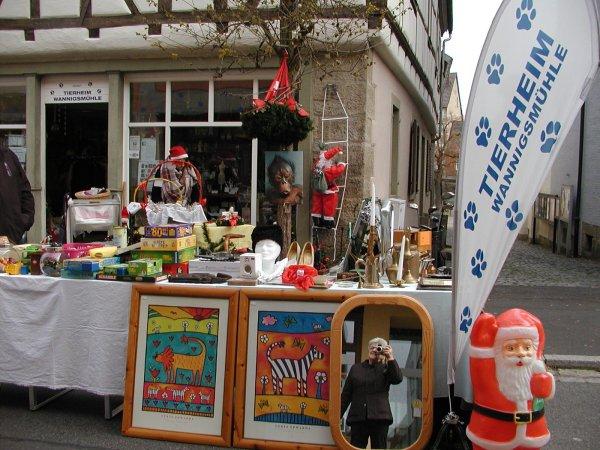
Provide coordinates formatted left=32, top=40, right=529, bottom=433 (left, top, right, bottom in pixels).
left=0, top=145, right=35, bottom=243
left=340, top=359, right=402, bottom=425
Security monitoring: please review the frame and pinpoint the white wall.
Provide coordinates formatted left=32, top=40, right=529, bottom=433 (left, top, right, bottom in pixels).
left=371, top=53, right=429, bottom=201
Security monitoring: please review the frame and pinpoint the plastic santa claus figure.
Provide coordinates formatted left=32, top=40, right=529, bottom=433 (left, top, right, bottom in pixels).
left=311, top=146, right=346, bottom=228
left=467, top=308, right=555, bottom=450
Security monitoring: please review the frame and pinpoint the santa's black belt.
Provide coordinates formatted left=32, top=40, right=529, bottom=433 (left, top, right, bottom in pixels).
left=473, top=404, right=544, bottom=424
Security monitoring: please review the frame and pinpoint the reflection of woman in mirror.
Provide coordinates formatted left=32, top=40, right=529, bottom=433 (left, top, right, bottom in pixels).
left=340, top=337, right=402, bottom=449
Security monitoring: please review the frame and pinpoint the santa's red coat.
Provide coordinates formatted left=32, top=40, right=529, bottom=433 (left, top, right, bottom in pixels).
left=311, top=162, right=346, bottom=220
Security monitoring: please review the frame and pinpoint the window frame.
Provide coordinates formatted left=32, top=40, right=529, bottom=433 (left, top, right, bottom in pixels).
left=123, top=70, right=274, bottom=225
left=0, top=78, right=28, bottom=168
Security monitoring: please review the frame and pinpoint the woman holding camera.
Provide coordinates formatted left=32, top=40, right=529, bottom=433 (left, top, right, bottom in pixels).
left=340, top=337, right=402, bottom=449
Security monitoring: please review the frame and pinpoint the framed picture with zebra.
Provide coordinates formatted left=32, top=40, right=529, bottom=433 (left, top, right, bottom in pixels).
left=234, top=289, right=351, bottom=449
left=122, top=285, right=239, bottom=446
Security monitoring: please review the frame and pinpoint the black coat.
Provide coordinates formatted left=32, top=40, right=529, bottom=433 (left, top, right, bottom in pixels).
left=341, top=359, right=402, bottom=425
left=0, top=146, right=35, bottom=243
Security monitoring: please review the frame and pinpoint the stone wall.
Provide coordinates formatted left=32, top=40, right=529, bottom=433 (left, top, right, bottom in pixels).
left=309, top=54, right=371, bottom=262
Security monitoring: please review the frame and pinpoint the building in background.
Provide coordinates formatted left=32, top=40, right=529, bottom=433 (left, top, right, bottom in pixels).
left=436, top=54, right=463, bottom=204
left=0, top=0, right=452, bottom=251
left=525, top=72, right=600, bottom=259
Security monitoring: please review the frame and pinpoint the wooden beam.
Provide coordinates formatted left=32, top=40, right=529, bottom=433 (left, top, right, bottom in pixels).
left=30, top=0, right=40, bottom=19
left=0, top=7, right=375, bottom=32
left=123, top=0, right=140, bottom=15
left=158, top=0, right=172, bottom=12
left=148, top=23, right=161, bottom=35
left=80, top=0, right=91, bottom=26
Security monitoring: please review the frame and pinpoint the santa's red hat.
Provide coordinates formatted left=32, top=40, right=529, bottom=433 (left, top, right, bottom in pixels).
left=322, top=146, right=343, bottom=160
left=470, top=308, right=545, bottom=359
left=169, top=145, right=188, bottom=160
left=495, top=308, right=545, bottom=358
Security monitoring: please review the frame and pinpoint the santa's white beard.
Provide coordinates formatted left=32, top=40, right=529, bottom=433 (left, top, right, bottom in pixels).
left=495, top=354, right=535, bottom=403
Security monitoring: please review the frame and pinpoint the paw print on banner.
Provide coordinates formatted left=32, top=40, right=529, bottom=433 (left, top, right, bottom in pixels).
left=540, top=121, right=561, bottom=153
left=475, top=117, right=492, bottom=147
left=459, top=307, right=473, bottom=333
left=505, top=200, right=524, bottom=231
left=463, top=201, right=478, bottom=231
left=486, top=53, right=505, bottom=85
left=516, top=0, right=536, bottom=30
left=470, top=249, right=488, bottom=279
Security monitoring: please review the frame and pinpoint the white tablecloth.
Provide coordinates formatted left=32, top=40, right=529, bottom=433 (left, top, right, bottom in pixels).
left=0, top=275, right=470, bottom=399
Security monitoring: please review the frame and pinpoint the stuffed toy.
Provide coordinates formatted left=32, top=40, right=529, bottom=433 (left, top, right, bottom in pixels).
left=311, top=146, right=346, bottom=228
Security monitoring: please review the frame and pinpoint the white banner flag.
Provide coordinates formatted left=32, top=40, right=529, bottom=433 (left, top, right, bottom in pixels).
left=450, top=0, right=599, bottom=381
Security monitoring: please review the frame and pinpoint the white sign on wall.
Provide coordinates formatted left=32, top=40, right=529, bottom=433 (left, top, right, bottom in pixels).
left=43, top=76, right=109, bottom=104
left=450, top=0, right=599, bottom=381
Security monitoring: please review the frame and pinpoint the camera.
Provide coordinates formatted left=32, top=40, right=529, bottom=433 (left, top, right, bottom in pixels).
left=375, top=345, right=383, bottom=353
left=239, top=253, right=263, bottom=279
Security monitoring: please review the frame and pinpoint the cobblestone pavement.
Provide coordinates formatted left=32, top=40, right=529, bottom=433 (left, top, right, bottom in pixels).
left=496, top=239, right=600, bottom=287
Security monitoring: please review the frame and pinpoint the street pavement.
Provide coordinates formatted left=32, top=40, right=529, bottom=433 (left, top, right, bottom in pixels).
left=1, top=240, right=599, bottom=449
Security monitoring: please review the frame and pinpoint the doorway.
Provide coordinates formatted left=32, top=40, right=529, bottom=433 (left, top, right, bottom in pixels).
left=45, top=103, right=108, bottom=238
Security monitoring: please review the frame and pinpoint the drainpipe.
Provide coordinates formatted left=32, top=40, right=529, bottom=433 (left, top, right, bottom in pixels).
left=573, top=103, right=585, bottom=257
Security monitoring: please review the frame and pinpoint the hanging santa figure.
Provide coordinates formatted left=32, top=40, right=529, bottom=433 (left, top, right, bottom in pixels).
left=467, top=308, right=555, bottom=450
left=311, top=146, right=346, bottom=229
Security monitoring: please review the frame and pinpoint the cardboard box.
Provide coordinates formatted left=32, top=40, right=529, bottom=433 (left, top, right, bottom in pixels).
left=140, top=235, right=196, bottom=251
left=96, top=273, right=168, bottom=283
left=162, top=262, right=189, bottom=276
left=103, top=263, right=129, bottom=276
left=60, top=268, right=99, bottom=279
left=188, top=258, right=240, bottom=278
left=128, top=258, right=163, bottom=276
left=131, top=247, right=196, bottom=264
left=144, top=224, right=193, bottom=239
left=63, top=256, right=121, bottom=272
left=417, top=230, right=432, bottom=252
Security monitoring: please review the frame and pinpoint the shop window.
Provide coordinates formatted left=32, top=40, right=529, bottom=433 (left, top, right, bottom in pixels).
left=214, top=80, right=253, bottom=122
left=127, top=76, right=279, bottom=226
left=128, top=127, right=165, bottom=201
left=0, top=85, right=27, bottom=170
left=0, top=85, right=26, bottom=124
left=171, top=127, right=252, bottom=223
left=130, top=82, right=166, bottom=122
left=171, top=81, right=208, bottom=122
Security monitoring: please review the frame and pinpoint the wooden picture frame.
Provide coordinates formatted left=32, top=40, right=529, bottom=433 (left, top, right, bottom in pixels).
left=233, top=288, right=353, bottom=449
left=122, top=284, right=238, bottom=446
left=329, top=294, right=435, bottom=450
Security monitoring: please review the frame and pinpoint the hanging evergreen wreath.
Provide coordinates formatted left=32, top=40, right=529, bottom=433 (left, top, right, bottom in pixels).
left=241, top=103, right=314, bottom=147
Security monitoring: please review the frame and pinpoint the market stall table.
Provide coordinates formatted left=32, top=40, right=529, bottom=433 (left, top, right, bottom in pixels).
left=0, top=274, right=470, bottom=407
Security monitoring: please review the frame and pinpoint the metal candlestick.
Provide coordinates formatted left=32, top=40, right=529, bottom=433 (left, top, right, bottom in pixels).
left=356, top=225, right=383, bottom=289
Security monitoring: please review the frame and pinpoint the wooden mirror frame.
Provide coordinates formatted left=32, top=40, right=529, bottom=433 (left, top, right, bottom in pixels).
left=329, top=294, right=434, bottom=450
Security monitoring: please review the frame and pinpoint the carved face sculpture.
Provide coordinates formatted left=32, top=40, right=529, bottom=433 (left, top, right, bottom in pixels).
left=268, top=156, right=295, bottom=196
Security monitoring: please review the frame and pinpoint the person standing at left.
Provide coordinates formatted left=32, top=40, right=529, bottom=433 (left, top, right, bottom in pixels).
left=0, top=135, right=34, bottom=244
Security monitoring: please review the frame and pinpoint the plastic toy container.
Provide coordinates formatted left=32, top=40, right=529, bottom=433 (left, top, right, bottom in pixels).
left=62, top=243, right=105, bottom=259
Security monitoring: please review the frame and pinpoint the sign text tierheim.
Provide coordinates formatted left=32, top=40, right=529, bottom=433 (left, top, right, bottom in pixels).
left=478, top=30, right=568, bottom=212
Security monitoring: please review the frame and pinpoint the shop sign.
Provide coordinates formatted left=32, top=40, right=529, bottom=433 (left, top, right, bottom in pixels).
left=43, top=77, right=108, bottom=103
left=450, top=0, right=599, bottom=381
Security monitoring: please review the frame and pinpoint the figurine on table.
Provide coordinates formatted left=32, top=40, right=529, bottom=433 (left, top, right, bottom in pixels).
left=159, top=146, right=200, bottom=205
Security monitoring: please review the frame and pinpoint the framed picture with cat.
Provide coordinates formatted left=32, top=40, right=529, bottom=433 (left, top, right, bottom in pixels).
left=122, top=285, right=238, bottom=446
left=233, top=288, right=351, bottom=449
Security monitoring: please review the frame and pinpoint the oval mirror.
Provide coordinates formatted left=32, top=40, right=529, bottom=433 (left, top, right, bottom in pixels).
left=329, top=295, right=434, bottom=450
